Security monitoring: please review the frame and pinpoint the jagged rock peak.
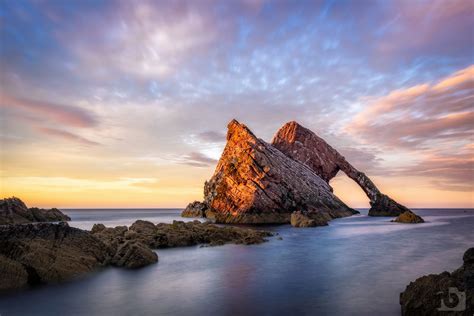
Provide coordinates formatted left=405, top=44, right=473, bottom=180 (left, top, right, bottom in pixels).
left=196, top=119, right=357, bottom=224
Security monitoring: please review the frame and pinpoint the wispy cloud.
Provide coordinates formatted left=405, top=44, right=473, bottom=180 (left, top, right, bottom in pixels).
left=36, top=127, right=100, bottom=146
left=0, top=94, right=97, bottom=127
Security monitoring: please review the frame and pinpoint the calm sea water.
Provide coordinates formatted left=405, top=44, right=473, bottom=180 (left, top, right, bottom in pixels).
left=0, top=208, right=473, bottom=316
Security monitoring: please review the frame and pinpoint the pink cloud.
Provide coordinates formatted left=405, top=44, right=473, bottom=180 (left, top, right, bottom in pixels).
left=347, top=64, right=474, bottom=191
left=36, top=127, right=100, bottom=146
left=0, top=94, right=97, bottom=128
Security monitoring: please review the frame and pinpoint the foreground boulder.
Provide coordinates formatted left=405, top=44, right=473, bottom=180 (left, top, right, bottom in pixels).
left=92, top=220, right=273, bottom=248
left=392, top=211, right=425, bottom=224
left=184, top=120, right=356, bottom=224
left=0, top=222, right=109, bottom=291
left=272, top=121, right=411, bottom=217
left=0, top=197, right=70, bottom=225
left=400, top=248, right=473, bottom=315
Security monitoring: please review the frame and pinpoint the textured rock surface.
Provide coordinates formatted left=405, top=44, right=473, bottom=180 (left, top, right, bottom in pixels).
left=92, top=220, right=273, bottom=248
left=290, top=211, right=329, bottom=228
left=0, top=197, right=70, bottom=225
left=198, top=120, right=356, bottom=224
left=181, top=201, right=211, bottom=218
left=392, top=211, right=425, bottom=224
left=0, top=222, right=109, bottom=291
left=272, top=121, right=411, bottom=217
left=400, top=248, right=473, bottom=315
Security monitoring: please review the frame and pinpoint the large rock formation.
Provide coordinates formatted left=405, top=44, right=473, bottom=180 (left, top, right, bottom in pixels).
left=271, top=121, right=411, bottom=217
left=188, top=120, right=357, bottom=224
left=0, top=197, right=70, bottom=225
left=400, top=248, right=473, bottom=315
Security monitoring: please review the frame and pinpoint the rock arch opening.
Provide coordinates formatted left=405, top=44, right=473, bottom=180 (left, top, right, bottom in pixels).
left=271, top=121, right=410, bottom=216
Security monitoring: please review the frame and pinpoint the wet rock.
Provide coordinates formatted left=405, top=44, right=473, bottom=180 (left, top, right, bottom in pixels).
left=272, top=121, right=411, bottom=218
left=0, top=197, right=70, bottom=225
left=111, top=241, right=158, bottom=269
left=0, top=222, right=109, bottom=291
left=190, top=120, right=355, bottom=224
left=400, top=248, right=474, bottom=315
left=290, top=211, right=329, bottom=227
left=92, top=220, right=273, bottom=249
left=392, top=211, right=425, bottom=224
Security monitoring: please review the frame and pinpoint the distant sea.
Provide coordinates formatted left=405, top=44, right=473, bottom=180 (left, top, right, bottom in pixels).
left=0, top=208, right=473, bottom=316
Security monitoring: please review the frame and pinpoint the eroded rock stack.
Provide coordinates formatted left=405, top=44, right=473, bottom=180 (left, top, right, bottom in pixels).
left=184, top=119, right=420, bottom=225
left=184, top=120, right=357, bottom=225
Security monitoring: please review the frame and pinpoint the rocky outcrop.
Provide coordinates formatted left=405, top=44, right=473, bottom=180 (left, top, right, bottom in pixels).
left=0, top=197, right=70, bottom=225
left=400, top=248, right=473, bottom=315
left=190, top=120, right=356, bottom=224
left=0, top=219, right=272, bottom=291
left=181, top=201, right=213, bottom=218
left=392, top=211, right=425, bottom=224
left=290, top=211, right=329, bottom=228
left=0, top=222, right=109, bottom=291
left=92, top=220, right=273, bottom=248
left=271, top=121, right=411, bottom=217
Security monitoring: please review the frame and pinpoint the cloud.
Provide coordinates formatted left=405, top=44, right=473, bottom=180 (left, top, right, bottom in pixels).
left=347, top=65, right=474, bottom=191
left=179, top=152, right=218, bottom=167
left=61, top=1, right=221, bottom=79
left=195, top=131, right=226, bottom=143
left=36, top=127, right=100, bottom=146
left=348, top=65, right=474, bottom=149
left=0, top=94, right=97, bottom=128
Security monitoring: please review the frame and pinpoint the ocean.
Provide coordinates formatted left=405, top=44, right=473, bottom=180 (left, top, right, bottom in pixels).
left=0, top=208, right=472, bottom=316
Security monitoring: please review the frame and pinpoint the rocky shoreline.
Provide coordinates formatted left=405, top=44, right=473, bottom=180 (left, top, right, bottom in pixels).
left=0, top=217, right=273, bottom=292
left=0, top=197, right=273, bottom=292
left=400, top=248, right=473, bottom=315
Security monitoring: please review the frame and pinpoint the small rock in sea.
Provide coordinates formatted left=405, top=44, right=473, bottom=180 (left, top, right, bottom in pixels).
left=391, top=211, right=424, bottom=224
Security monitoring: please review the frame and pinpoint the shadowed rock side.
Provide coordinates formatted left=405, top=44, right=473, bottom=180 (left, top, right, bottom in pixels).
left=0, top=222, right=110, bottom=291
left=271, top=121, right=412, bottom=217
left=400, top=248, right=473, bottom=315
left=0, top=197, right=71, bottom=225
left=188, top=120, right=356, bottom=225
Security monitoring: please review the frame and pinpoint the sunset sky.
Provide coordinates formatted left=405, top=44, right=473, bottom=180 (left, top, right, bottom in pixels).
left=1, top=0, right=473, bottom=208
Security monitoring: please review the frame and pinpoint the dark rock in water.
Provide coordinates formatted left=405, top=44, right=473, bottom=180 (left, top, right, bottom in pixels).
left=190, top=119, right=355, bottom=224
left=0, top=222, right=109, bottom=291
left=111, top=241, right=158, bottom=269
left=392, top=211, right=425, bottom=224
left=368, top=194, right=411, bottom=217
left=181, top=201, right=209, bottom=218
left=0, top=197, right=70, bottom=225
left=290, top=211, right=329, bottom=228
left=272, top=121, right=411, bottom=217
left=0, top=218, right=271, bottom=292
left=400, top=247, right=474, bottom=315
left=92, top=220, right=273, bottom=249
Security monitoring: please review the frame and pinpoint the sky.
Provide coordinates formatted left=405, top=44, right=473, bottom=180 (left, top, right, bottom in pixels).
left=0, top=0, right=473, bottom=208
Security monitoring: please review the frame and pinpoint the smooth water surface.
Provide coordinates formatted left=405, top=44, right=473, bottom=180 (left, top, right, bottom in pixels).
left=0, top=209, right=473, bottom=316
